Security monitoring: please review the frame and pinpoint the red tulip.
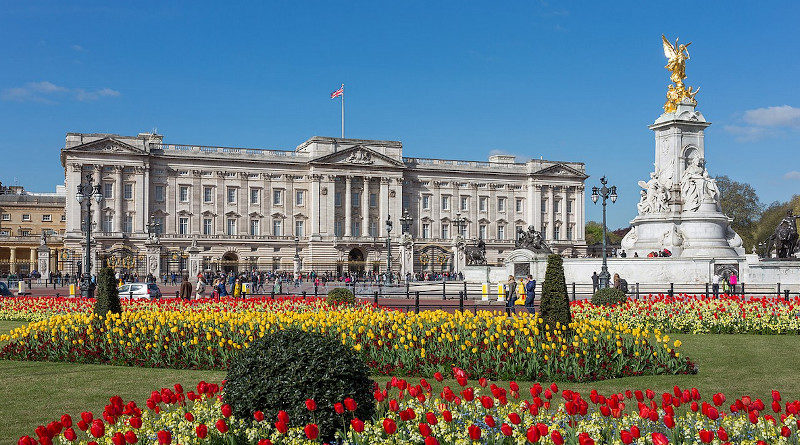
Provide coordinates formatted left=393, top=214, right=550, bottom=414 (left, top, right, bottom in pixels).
left=620, top=430, right=633, bottom=444
left=277, top=410, right=289, bottom=425
left=383, top=418, right=397, bottom=435
left=63, top=428, right=77, bottom=442
left=510, top=381, right=520, bottom=392
left=61, top=415, right=72, bottom=429
left=442, top=411, right=453, bottom=422
left=478, top=378, right=488, bottom=387
left=258, top=440, right=272, bottom=445
left=274, top=421, right=288, bottom=434
left=424, top=437, right=439, bottom=445
left=124, top=431, right=137, bottom=444
left=344, top=398, right=357, bottom=411
left=551, top=430, right=564, bottom=445
left=526, top=425, right=540, bottom=443
left=184, top=412, right=194, bottom=422
left=630, top=425, right=640, bottom=438
left=501, top=423, right=513, bottom=437
left=480, top=396, right=494, bottom=409
left=389, top=400, right=400, bottom=412
left=578, top=432, right=594, bottom=445
left=156, top=430, right=171, bottom=445
left=508, top=412, right=521, bottom=425
left=426, top=412, right=438, bottom=425
left=81, top=412, right=93, bottom=424
left=698, top=430, right=713, bottom=443
left=221, top=404, right=232, bottom=418
left=304, top=424, right=319, bottom=440
left=717, top=427, right=728, bottom=441
left=418, top=423, right=432, bottom=437
left=664, top=415, right=675, bottom=429
left=433, top=372, right=443, bottom=382
left=537, top=423, right=548, bottom=437
left=129, top=417, right=142, bottom=429
left=305, top=399, right=317, bottom=411
left=90, top=420, right=105, bottom=438
left=782, top=426, right=791, bottom=437
left=18, top=436, right=35, bottom=445
left=652, top=432, right=669, bottom=445
left=468, top=424, right=481, bottom=441
left=195, top=424, right=208, bottom=439
left=215, top=419, right=228, bottom=433
left=253, top=411, right=264, bottom=421
left=350, top=418, right=365, bottom=433
left=112, top=432, right=125, bottom=445
left=334, top=403, right=345, bottom=414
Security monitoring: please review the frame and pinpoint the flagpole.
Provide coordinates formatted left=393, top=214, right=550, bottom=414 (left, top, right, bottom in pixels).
left=341, top=84, right=345, bottom=139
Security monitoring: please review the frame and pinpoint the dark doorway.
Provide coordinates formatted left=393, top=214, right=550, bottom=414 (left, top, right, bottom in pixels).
left=348, top=248, right=364, bottom=273
left=222, top=251, right=239, bottom=274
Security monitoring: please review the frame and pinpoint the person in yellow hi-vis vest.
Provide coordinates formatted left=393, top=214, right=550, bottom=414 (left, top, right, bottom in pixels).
left=515, top=278, right=526, bottom=306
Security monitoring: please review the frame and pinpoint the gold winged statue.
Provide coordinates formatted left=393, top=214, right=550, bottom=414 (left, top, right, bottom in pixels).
left=662, top=35, right=699, bottom=113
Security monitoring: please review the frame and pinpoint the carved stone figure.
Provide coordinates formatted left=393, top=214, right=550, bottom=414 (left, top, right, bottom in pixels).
left=346, top=149, right=373, bottom=164
left=662, top=35, right=698, bottom=112
left=514, top=226, right=551, bottom=253
left=637, top=172, right=671, bottom=214
left=464, top=238, right=487, bottom=266
left=680, top=157, right=719, bottom=212
left=636, top=189, right=650, bottom=214
left=764, top=210, right=799, bottom=258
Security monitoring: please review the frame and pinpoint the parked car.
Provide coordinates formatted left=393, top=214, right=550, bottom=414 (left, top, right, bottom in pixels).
left=0, top=282, right=13, bottom=297
left=118, top=282, right=162, bottom=300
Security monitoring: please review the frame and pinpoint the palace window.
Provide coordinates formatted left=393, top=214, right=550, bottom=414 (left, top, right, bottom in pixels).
left=441, top=196, right=450, bottom=211
left=123, top=183, right=133, bottom=200
left=60, top=215, right=66, bottom=222
left=22, top=214, right=31, bottom=221
left=459, top=223, right=468, bottom=237
left=369, top=220, right=377, bottom=237
left=566, top=225, right=573, bottom=240
left=441, top=223, right=450, bottom=239
left=498, top=197, right=506, bottom=212
left=516, top=198, right=523, bottom=213
left=295, top=220, right=304, bottom=237
left=1, top=213, right=9, bottom=221
left=42, top=214, right=52, bottom=222
left=334, top=192, right=342, bottom=207
left=422, top=223, right=431, bottom=239
left=567, top=199, right=573, bottom=213
left=103, top=183, right=113, bottom=199
left=541, top=199, right=547, bottom=213
left=203, top=218, right=212, bottom=235
left=102, top=214, right=113, bottom=232
left=554, top=199, right=560, bottom=213
left=272, top=219, right=282, bottom=236
left=154, top=217, right=165, bottom=234
left=250, top=219, right=260, bottom=236
left=334, top=221, right=343, bottom=237
left=370, top=193, right=378, bottom=208
left=178, top=217, right=188, bottom=235
left=250, top=188, right=260, bottom=205
left=179, top=186, right=189, bottom=203
left=123, top=215, right=133, bottom=233
left=154, top=185, right=165, bottom=202
left=20, top=230, right=30, bottom=236
left=422, top=195, right=431, bottom=210
left=461, top=196, right=469, bottom=211
left=352, top=192, right=360, bottom=208
left=296, top=190, right=304, bottom=206
left=479, top=197, right=488, bottom=212
left=553, top=225, right=560, bottom=240
left=479, top=224, right=487, bottom=240
left=227, top=218, right=237, bottom=235
left=203, top=186, right=213, bottom=203
left=227, top=187, right=237, bottom=204
left=352, top=221, right=361, bottom=236
left=497, top=225, right=505, bottom=240
left=273, top=189, right=283, bottom=205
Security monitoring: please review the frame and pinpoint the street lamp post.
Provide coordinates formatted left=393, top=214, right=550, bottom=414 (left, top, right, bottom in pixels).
left=75, top=173, right=103, bottom=298
left=591, top=176, right=617, bottom=289
left=399, top=209, right=413, bottom=235
left=385, top=215, right=393, bottom=284
left=453, top=213, right=464, bottom=238
left=294, top=235, right=300, bottom=260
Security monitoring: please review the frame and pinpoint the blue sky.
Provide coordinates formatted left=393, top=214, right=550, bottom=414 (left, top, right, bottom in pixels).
left=1, top=0, right=798, bottom=228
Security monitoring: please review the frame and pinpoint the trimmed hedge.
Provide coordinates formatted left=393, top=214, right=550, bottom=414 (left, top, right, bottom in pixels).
left=94, top=267, right=121, bottom=316
left=326, top=287, right=356, bottom=305
left=591, top=287, right=628, bottom=307
left=224, top=329, right=374, bottom=441
left=540, top=254, right=572, bottom=329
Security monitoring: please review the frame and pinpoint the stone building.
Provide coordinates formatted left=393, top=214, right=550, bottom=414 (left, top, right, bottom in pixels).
left=0, top=183, right=66, bottom=277
left=61, top=132, right=587, bottom=278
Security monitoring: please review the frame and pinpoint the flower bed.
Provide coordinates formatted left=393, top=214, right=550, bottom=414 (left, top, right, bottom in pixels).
left=0, top=298, right=693, bottom=381
left=572, top=295, right=800, bottom=335
left=18, top=370, right=800, bottom=444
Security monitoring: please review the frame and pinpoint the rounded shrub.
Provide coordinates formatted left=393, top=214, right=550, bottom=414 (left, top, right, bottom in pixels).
left=224, top=328, right=374, bottom=441
left=326, top=287, right=356, bottom=305
left=591, top=287, right=628, bottom=306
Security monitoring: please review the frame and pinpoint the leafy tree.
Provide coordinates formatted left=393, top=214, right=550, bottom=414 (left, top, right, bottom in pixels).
left=752, top=195, right=800, bottom=251
left=540, top=254, right=571, bottom=330
left=716, top=175, right=763, bottom=251
left=585, top=221, right=623, bottom=245
left=94, top=267, right=121, bottom=316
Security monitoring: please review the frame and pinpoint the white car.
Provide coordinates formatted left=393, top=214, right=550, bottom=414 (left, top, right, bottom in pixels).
left=118, top=283, right=162, bottom=300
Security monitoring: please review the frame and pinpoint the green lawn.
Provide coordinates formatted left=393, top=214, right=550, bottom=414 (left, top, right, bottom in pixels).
left=2, top=321, right=800, bottom=443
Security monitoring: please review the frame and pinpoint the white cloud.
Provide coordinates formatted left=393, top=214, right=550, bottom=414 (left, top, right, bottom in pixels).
left=1, top=81, right=119, bottom=103
left=725, top=105, right=800, bottom=141
left=743, top=105, right=800, bottom=128
left=71, top=44, right=87, bottom=52
left=784, top=171, right=800, bottom=180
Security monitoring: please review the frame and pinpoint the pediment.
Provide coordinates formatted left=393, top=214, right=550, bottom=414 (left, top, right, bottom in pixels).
left=293, top=212, right=308, bottom=220
left=533, top=163, right=587, bottom=179
left=310, top=145, right=404, bottom=168
left=63, top=137, right=146, bottom=155
left=224, top=211, right=240, bottom=217
left=201, top=210, right=216, bottom=217
left=248, top=211, right=263, bottom=218
left=151, top=209, right=168, bottom=217
left=177, top=210, right=193, bottom=216
left=270, top=212, right=285, bottom=219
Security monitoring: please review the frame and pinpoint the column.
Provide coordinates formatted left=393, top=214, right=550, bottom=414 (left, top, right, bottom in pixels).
left=533, top=184, right=543, bottom=232
left=67, top=164, right=83, bottom=233
left=239, top=172, right=248, bottom=235
left=362, top=177, right=370, bottom=236
left=561, top=186, right=569, bottom=240
left=192, top=171, right=201, bottom=234
left=92, top=165, right=102, bottom=231
left=114, top=166, right=123, bottom=232
left=344, top=176, right=352, bottom=236
left=9, top=247, right=17, bottom=274
left=472, top=183, right=478, bottom=238
left=216, top=172, right=225, bottom=234
left=286, top=175, right=295, bottom=236
left=578, top=186, right=586, bottom=240
left=142, top=166, right=150, bottom=233
left=379, top=178, right=389, bottom=235
left=29, top=248, right=37, bottom=273
left=431, top=181, right=440, bottom=238
left=311, top=175, right=321, bottom=236
left=547, top=186, right=555, bottom=240
left=527, top=178, right=535, bottom=228
left=325, top=175, right=337, bottom=236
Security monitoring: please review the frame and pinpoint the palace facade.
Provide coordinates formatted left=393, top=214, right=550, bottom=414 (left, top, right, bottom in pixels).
left=61, top=132, right=587, bottom=277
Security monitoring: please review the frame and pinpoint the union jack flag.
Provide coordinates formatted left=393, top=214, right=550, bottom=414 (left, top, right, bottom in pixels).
left=330, top=84, right=344, bottom=99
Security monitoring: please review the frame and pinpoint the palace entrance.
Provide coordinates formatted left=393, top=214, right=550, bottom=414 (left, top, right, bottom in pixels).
left=221, top=252, right=239, bottom=274
left=348, top=248, right=365, bottom=273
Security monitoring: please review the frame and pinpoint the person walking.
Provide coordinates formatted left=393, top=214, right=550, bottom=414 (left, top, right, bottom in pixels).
left=195, top=276, right=206, bottom=300
left=233, top=278, right=242, bottom=298
left=505, top=275, right=517, bottom=316
left=728, top=272, right=738, bottom=295
left=712, top=272, right=720, bottom=298
left=179, top=274, right=192, bottom=300
left=524, top=275, right=537, bottom=314
left=591, top=271, right=599, bottom=293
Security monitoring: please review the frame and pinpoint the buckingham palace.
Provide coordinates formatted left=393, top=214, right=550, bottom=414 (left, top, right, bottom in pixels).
left=60, top=132, right=588, bottom=277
